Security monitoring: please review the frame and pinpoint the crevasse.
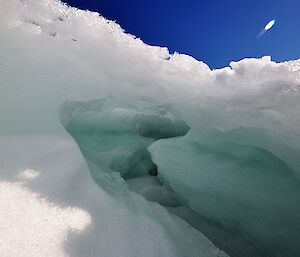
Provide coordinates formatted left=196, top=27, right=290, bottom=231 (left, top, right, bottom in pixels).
left=1, top=0, right=300, bottom=257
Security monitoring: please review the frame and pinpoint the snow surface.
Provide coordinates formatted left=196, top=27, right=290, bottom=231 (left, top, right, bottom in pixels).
left=0, top=0, right=300, bottom=257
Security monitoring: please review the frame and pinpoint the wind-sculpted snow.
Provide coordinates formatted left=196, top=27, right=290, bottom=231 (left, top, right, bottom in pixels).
left=1, top=0, right=300, bottom=257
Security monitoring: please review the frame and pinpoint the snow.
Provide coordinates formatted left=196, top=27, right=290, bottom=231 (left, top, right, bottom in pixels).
left=0, top=0, right=300, bottom=256
left=0, top=182, right=91, bottom=257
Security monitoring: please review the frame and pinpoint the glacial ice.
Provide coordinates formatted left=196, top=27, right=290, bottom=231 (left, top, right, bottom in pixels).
left=149, top=129, right=300, bottom=257
left=1, top=0, right=300, bottom=257
left=59, top=97, right=189, bottom=179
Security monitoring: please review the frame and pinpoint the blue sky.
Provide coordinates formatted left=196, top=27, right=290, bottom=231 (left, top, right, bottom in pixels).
left=63, top=0, right=300, bottom=68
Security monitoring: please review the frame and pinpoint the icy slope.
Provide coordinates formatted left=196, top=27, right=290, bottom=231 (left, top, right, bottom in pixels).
left=1, top=0, right=300, bottom=257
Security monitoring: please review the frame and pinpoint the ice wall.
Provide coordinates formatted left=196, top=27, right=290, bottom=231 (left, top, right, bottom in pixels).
left=1, top=0, right=300, bottom=257
left=149, top=129, right=300, bottom=257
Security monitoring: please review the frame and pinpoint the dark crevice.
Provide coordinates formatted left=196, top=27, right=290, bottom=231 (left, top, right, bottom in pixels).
left=148, top=165, right=158, bottom=176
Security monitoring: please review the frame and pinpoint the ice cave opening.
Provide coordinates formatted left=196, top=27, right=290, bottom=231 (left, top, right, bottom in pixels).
left=59, top=96, right=280, bottom=257
left=59, top=97, right=189, bottom=206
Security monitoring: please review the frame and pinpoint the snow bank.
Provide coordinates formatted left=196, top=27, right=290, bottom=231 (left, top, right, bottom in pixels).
left=1, top=0, right=300, bottom=257
left=0, top=1, right=228, bottom=256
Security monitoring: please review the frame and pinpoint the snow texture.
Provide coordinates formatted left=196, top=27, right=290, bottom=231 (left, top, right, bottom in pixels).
left=0, top=0, right=300, bottom=257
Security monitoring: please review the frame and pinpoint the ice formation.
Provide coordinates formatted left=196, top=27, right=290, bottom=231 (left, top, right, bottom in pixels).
left=1, top=0, right=300, bottom=257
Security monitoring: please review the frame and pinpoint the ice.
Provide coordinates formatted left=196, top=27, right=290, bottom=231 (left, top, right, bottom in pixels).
left=1, top=0, right=300, bottom=256
left=59, top=97, right=189, bottom=179
left=149, top=129, right=300, bottom=257
left=126, top=176, right=179, bottom=207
